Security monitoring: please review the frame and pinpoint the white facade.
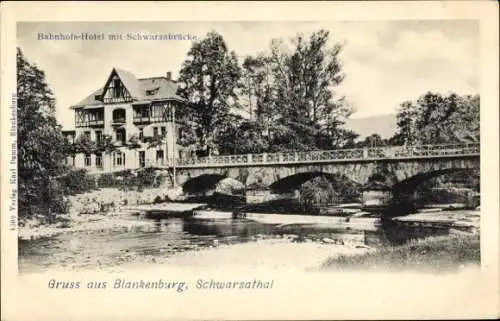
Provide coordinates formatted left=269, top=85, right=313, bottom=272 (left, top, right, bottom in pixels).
left=64, top=67, right=189, bottom=173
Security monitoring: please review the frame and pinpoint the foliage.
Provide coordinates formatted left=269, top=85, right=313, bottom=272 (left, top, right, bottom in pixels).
left=353, top=133, right=389, bottom=148
left=58, top=169, right=96, bottom=195
left=265, top=30, right=352, bottom=151
left=217, top=118, right=269, bottom=154
left=299, top=176, right=339, bottom=212
left=240, top=55, right=277, bottom=123
left=17, top=48, right=69, bottom=219
left=177, top=122, right=198, bottom=147
left=298, top=175, right=362, bottom=212
left=177, top=30, right=356, bottom=155
left=73, top=133, right=97, bottom=154
left=392, top=92, right=480, bottom=145
left=136, top=167, right=161, bottom=188
left=96, top=170, right=133, bottom=189
left=387, top=91, right=480, bottom=192
left=144, top=132, right=165, bottom=149
left=98, top=134, right=118, bottom=153
left=95, top=168, right=166, bottom=190
left=177, top=31, right=242, bottom=155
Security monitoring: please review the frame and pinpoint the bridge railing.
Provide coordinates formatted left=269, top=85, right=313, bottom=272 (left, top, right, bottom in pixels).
left=172, top=143, right=479, bottom=168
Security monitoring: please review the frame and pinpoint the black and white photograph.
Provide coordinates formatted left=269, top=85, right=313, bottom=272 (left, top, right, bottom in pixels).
left=16, top=19, right=481, bottom=274
left=1, top=2, right=499, bottom=320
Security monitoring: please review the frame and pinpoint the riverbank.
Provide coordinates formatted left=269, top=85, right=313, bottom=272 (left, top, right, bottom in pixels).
left=321, top=233, right=480, bottom=273
left=19, top=186, right=480, bottom=240
left=18, top=187, right=180, bottom=240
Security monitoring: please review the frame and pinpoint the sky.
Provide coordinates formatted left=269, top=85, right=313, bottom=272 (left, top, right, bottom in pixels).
left=17, top=21, right=479, bottom=130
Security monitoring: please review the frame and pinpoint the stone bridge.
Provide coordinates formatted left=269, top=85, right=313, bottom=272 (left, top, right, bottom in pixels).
left=168, top=143, right=480, bottom=200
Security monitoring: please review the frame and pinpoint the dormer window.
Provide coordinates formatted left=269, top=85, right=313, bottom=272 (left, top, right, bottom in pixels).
left=146, top=87, right=159, bottom=96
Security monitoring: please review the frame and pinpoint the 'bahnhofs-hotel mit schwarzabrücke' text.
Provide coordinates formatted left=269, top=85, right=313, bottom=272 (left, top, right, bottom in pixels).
left=37, top=32, right=198, bottom=41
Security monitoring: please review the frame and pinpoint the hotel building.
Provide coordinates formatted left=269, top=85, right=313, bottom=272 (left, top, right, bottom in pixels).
left=63, top=67, right=189, bottom=173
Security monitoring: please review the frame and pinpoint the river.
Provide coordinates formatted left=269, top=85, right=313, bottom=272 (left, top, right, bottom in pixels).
left=18, top=209, right=459, bottom=273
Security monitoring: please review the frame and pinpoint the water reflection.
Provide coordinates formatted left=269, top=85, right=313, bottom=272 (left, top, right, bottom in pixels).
left=18, top=214, right=451, bottom=273
left=381, top=219, right=450, bottom=246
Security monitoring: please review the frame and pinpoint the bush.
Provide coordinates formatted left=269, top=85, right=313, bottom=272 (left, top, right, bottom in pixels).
left=19, top=177, right=70, bottom=221
left=300, top=177, right=338, bottom=212
left=58, top=169, right=96, bottom=195
left=298, top=175, right=362, bottom=212
left=136, top=168, right=156, bottom=187
left=96, top=170, right=136, bottom=189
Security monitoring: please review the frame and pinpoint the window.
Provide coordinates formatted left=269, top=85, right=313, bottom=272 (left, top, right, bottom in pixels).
left=156, top=150, right=164, bottom=163
left=112, top=108, right=126, bottom=123
left=95, top=130, right=102, bottom=144
left=139, top=128, right=144, bottom=139
left=134, top=107, right=149, bottom=118
left=139, top=151, right=145, bottom=167
left=114, top=152, right=125, bottom=166
left=178, top=128, right=183, bottom=139
left=151, top=104, right=166, bottom=121
left=146, top=88, right=158, bottom=96
left=113, top=79, right=122, bottom=98
left=153, top=127, right=158, bottom=138
left=95, top=153, right=103, bottom=168
left=161, top=126, right=166, bottom=137
left=84, top=154, right=91, bottom=167
left=116, top=128, right=126, bottom=144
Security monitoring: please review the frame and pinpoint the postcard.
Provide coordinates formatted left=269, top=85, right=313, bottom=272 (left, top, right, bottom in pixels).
left=1, top=1, right=499, bottom=320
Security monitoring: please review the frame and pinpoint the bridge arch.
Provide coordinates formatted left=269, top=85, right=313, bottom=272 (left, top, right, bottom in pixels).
left=269, top=171, right=363, bottom=194
left=392, top=167, right=479, bottom=195
left=182, top=174, right=227, bottom=194
left=181, top=174, right=246, bottom=195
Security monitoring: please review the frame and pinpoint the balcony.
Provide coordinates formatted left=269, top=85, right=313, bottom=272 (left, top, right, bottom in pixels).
left=133, top=116, right=151, bottom=124
left=133, top=116, right=168, bottom=124
left=111, top=117, right=126, bottom=126
left=75, top=119, right=104, bottom=128
left=103, top=97, right=133, bottom=104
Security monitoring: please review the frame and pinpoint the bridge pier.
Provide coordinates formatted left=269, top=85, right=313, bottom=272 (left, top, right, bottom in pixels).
left=387, top=191, right=417, bottom=217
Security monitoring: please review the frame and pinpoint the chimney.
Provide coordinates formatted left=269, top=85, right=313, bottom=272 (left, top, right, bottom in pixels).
left=166, top=71, right=172, bottom=81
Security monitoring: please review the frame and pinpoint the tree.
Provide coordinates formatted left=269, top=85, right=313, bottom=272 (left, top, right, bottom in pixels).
left=177, top=32, right=242, bottom=155
left=299, top=176, right=339, bottom=213
left=390, top=91, right=480, bottom=200
left=17, top=48, right=69, bottom=220
left=263, top=30, right=352, bottom=150
left=217, top=118, right=269, bottom=154
left=392, top=92, right=480, bottom=145
left=241, top=55, right=276, bottom=123
left=73, top=133, right=97, bottom=154
left=354, top=133, right=388, bottom=148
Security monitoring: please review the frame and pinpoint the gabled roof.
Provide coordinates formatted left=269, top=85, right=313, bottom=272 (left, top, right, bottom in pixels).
left=114, top=68, right=142, bottom=98
left=139, top=77, right=184, bottom=102
left=72, top=87, right=105, bottom=108
left=71, top=68, right=185, bottom=108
